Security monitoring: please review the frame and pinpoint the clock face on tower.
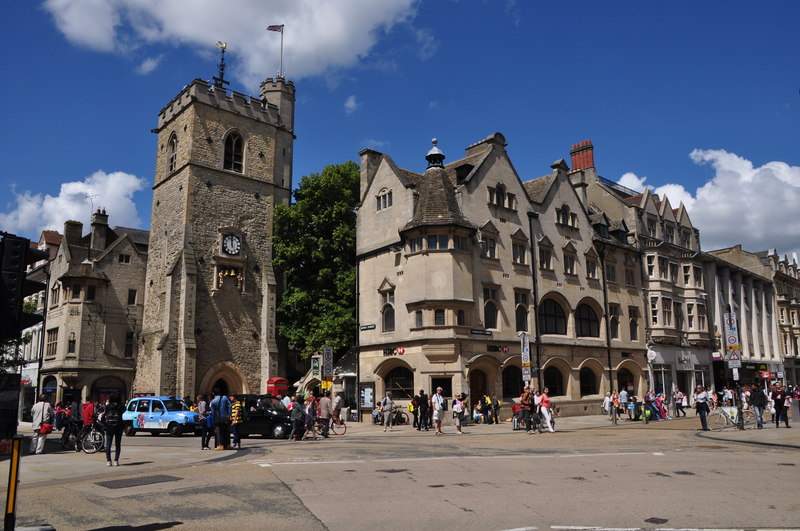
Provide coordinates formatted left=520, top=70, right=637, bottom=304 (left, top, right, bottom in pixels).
left=222, top=234, right=241, bottom=255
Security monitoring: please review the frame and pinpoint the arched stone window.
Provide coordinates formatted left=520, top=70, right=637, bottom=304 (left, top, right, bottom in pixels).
left=538, top=299, right=566, bottom=335
left=167, top=133, right=178, bottom=173
left=576, top=303, right=600, bottom=337
left=502, top=366, right=523, bottom=398
left=224, top=132, right=244, bottom=173
left=385, top=366, right=414, bottom=399
left=543, top=366, right=565, bottom=396
left=579, top=367, right=599, bottom=396
left=484, top=301, right=498, bottom=329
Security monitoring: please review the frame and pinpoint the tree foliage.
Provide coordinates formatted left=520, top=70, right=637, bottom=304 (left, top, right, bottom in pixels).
left=273, top=161, right=359, bottom=359
left=1, top=334, right=32, bottom=373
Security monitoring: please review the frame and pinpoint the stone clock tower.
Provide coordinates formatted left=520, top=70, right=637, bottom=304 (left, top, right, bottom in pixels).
left=134, top=75, right=295, bottom=397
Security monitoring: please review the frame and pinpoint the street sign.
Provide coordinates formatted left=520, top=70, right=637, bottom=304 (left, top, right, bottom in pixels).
left=723, top=312, right=740, bottom=351
left=521, top=366, right=532, bottom=381
left=311, top=356, right=321, bottom=379
left=322, top=346, right=333, bottom=377
left=726, top=350, right=741, bottom=368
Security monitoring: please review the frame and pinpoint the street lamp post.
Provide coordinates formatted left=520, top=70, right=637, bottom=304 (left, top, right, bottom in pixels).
left=596, top=240, right=617, bottom=425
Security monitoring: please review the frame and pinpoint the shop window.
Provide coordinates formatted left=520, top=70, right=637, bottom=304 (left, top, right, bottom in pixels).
left=385, top=367, right=414, bottom=399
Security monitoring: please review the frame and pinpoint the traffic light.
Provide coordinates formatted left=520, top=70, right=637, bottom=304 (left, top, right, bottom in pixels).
left=0, top=233, right=50, bottom=342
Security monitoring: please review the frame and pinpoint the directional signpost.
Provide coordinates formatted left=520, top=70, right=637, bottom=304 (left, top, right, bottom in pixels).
left=520, top=334, right=531, bottom=384
left=321, top=346, right=334, bottom=390
left=723, top=312, right=744, bottom=430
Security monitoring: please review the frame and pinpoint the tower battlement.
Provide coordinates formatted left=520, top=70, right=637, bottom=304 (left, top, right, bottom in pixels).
left=157, top=78, right=293, bottom=131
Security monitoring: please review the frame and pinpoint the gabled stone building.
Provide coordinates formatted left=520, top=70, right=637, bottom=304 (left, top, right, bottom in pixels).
left=570, top=140, right=714, bottom=395
left=40, top=211, right=148, bottom=403
left=356, top=133, right=649, bottom=417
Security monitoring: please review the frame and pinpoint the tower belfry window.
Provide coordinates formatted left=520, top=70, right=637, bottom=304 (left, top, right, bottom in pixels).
left=167, top=134, right=178, bottom=173
left=224, top=133, right=244, bottom=173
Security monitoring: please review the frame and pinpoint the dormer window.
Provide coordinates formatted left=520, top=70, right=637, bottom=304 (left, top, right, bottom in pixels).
left=647, top=217, right=657, bottom=238
left=376, top=189, right=393, bottom=211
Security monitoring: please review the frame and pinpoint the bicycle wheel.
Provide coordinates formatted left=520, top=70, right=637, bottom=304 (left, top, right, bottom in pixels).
left=708, top=410, right=728, bottom=431
left=82, top=429, right=104, bottom=454
left=330, top=420, right=346, bottom=435
left=742, top=410, right=756, bottom=428
left=397, top=412, right=410, bottom=425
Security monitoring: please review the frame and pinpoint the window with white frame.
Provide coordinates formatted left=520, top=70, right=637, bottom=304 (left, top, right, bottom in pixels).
left=697, top=304, right=706, bottom=330
left=658, top=257, right=668, bottom=279
left=646, top=255, right=655, bottom=277
left=664, top=224, right=674, bottom=244
left=687, top=303, right=695, bottom=329
left=587, top=260, right=598, bottom=280
left=647, top=218, right=657, bottom=237
left=482, top=238, right=497, bottom=259
left=650, top=297, right=659, bottom=325
left=662, top=297, right=672, bottom=326
left=683, top=264, right=691, bottom=286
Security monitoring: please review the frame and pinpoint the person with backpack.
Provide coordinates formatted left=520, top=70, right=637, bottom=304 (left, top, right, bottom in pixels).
left=102, top=394, right=125, bottom=466
left=209, top=388, right=232, bottom=450
left=289, top=396, right=305, bottom=441
left=417, top=390, right=429, bottom=431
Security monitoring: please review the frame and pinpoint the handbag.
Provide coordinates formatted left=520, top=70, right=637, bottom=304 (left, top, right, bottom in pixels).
left=39, top=423, right=53, bottom=435
left=205, top=414, right=214, bottom=428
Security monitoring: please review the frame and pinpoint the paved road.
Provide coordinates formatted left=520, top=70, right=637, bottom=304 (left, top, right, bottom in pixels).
left=4, top=415, right=798, bottom=530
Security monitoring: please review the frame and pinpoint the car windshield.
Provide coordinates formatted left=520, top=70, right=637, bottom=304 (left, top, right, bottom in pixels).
left=269, top=398, right=287, bottom=411
left=162, top=399, right=189, bottom=412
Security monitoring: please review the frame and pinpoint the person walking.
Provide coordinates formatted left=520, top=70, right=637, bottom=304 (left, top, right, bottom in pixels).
left=673, top=388, right=686, bottom=417
left=694, top=385, right=710, bottom=430
left=411, top=392, right=420, bottom=429
left=540, top=387, right=556, bottom=433
left=209, top=388, right=232, bottom=450
left=332, top=391, right=344, bottom=425
left=229, top=395, right=243, bottom=449
left=749, top=383, right=768, bottom=429
left=417, top=389, right=429, bottom=431
left=289, top=396, right=304, bottom=441
left=102, top=394, right=125, bottom=466
left=303, top=395, right=319, bottom=440
left=318, top=391, right=333, bottom=438
left=30, top=394, right=54, bottom=455
left=196, top=394, right=213, bottom=449
left=619, top=388, right=630, bottom=420
left=381, top=391, right=394, bottom=432
left=771, top=383, right=791, bottom=428
left=431, top=387, right=446, bottom=435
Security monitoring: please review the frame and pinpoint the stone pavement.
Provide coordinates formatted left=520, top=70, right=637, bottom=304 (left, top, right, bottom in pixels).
left=7, top=410, right=798, bottom=488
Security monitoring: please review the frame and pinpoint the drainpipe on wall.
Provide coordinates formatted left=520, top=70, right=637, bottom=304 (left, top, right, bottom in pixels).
left=527, top=212, right=543, bottom=390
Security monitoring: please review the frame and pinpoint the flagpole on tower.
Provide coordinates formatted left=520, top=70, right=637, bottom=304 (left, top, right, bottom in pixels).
left=267, top=24, right=285, bottom=77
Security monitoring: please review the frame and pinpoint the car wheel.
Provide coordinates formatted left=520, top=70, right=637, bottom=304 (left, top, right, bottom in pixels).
left=124, top=424, right=136, bottom=437
left=168, top=423, right=183, bottom=437
left=272, top=423, right=288, bottom=439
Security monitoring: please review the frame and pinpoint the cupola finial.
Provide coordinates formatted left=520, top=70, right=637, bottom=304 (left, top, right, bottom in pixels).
left=425, top=138, right=445, bottom=169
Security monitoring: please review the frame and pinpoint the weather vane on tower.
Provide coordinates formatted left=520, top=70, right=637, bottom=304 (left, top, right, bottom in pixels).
left=213, top=40, right=229, bottom=88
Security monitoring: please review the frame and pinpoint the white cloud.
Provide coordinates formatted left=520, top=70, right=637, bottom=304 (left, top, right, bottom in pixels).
left=363, top=138, right=389, bottom=149
left=344, top=95, right=360, bottom=114
left=414, top=28, right=438, bottom=60
left=616, top=150, right=800, bottom=257
left=136, top=55, right=163, bottom=75
left=44, top=0, right=419, bottom=89
left=0, top=170, right=147, bottom=238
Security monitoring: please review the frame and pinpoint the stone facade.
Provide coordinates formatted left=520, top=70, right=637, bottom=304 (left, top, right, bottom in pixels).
left=134, top=78, right=295, bottom=398
left=703, top=246, right=781, bottom=385
left=356, top=133, right=650, bottom=418
left=572, top=141, right=715, bottom=397
left=39, top=213, right=148, bottom=404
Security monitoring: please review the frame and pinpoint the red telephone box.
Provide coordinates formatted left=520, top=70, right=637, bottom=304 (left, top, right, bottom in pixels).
left=267, top=377, right=289, bottom=396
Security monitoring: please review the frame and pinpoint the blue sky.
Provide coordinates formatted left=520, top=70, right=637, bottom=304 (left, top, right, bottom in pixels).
left=2, top=1, right=799, bottom=259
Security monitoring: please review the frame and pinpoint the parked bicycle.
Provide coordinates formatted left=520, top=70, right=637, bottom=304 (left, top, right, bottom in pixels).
left=390, top=406, right=409, bottom=426
left=315, top=416, right=347, bottom=435
left=708, top=406, right=756, bottom=431
left=81, top=421, right=105, bottom=454
left=61, top=420, right=83, bottom=452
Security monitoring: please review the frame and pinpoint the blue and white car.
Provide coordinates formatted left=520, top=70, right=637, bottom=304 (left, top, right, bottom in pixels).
left=123, top=396, right=199, bottom=437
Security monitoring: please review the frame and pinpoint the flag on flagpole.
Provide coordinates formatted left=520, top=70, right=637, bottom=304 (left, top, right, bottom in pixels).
left=267, top=25, right=284, bottom=32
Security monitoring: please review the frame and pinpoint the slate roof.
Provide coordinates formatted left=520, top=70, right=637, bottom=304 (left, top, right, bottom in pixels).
left=522, top=173, right=556, bottom=204
left=402, top=166, right=472, bottom=231
left=112, top=226, right=150, bottom=249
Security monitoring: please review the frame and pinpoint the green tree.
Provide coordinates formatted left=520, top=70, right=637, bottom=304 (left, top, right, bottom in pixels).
left=273, top=161, right=359, bottom=359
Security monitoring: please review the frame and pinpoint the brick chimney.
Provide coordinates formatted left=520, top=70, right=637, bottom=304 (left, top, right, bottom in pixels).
left=63, top=220, right=84, bottom=246
left=570, top=139, right=595, bottom=171
left=91, top=209, right=109, bottom=250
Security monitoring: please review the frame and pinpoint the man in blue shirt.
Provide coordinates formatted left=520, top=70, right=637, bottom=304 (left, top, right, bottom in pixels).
left=209, top=388, right=232, bottom=450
